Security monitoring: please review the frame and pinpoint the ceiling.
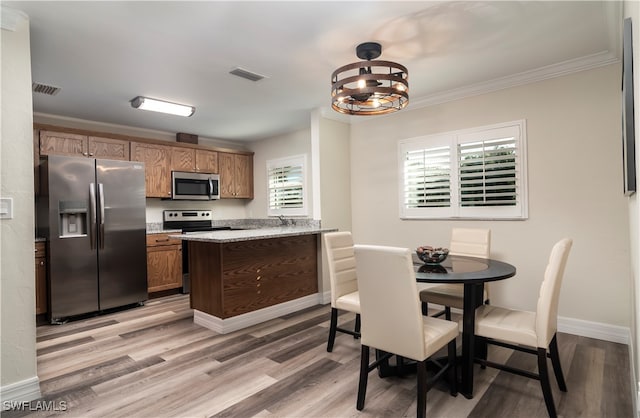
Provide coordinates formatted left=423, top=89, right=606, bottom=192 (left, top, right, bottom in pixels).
left=3, top=1, right=622, bottom=142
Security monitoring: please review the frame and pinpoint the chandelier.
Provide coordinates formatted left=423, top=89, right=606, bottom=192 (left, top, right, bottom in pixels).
left=331, top=42, right=409, bottom=116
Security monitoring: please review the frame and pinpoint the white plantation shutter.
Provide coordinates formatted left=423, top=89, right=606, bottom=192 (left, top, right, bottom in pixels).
left=404, top=146, right=451, bottom=208
left=399, top=121, right=527, bottom=219
left=458, top=136, right=518, bottom=207
left=267, top=155, right=307, bottom=216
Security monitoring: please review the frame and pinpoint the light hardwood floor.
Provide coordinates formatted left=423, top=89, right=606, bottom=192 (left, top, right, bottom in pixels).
left=4, top=294, right=633, bottom=417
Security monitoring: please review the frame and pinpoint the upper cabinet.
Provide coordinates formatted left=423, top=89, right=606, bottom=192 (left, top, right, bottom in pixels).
left=130, top=142, right=172, bottom=198
left=219, top=152, right=253, bottom=199
left=36, top=126, right=251, bottom=200
left=195, top=149, right=219, bottom=173
left=40, top=130, right=129, bottom=160
left=170, top=147, right=219, bottom=174
left=170, top=147, right=196, bottom=172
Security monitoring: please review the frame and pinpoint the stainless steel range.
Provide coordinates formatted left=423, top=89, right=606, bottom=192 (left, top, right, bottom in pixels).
left=163, top=210, right=231, bottom=293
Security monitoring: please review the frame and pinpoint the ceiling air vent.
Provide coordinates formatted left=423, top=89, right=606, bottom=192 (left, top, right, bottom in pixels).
left=229, top=67, right=266, bottom=82
left=32, top=82, right=61, bottom=96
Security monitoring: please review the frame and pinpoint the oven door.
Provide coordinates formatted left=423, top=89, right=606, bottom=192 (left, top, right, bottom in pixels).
left=172, top=172, right=220, bottom=200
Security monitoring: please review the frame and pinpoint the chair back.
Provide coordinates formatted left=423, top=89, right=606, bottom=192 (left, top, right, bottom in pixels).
left=535, top=238, right=573, bottom=346
left=354, top=244, right=426, bottom=360
left=324, top=232, right=358, bottom=307
left=449, top=228, right=491, bottom=258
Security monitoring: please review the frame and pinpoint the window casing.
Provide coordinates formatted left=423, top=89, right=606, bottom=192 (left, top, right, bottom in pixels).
left=267, top=154, right=308, bottom=217
left=399, top=120, right=528, bottom=219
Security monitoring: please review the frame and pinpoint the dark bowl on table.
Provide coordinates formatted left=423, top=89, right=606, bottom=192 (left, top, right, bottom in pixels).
left=416, top=247, right=449, bottom=264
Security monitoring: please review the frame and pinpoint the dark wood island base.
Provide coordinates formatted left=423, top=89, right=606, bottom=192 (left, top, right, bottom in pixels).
left=189, top=234, right=319, bottom=320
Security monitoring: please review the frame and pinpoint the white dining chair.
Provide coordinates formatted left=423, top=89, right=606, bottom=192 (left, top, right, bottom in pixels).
left=323, top=231, right=361, bottom=352
left=474, top=238, right=573, bottom=418
left=419, top=228, right=491, bottom=318
left=354, top=244, right=458, bottom=418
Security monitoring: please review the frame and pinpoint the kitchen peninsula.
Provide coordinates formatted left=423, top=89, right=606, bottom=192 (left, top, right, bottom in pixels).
left=173, top=226, right=336, bottom=333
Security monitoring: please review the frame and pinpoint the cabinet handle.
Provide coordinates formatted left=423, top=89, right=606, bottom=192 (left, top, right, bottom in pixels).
left=155, top=238, right=170, bottom=243
left=83, top=152, right=89, bottom=156
left=89, top=153, right=95, bottom=156
left=39, top=261, right=45, bottom=266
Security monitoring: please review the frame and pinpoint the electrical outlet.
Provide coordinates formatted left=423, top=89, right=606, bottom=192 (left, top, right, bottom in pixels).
left=0, top=197, right=14, bottom=219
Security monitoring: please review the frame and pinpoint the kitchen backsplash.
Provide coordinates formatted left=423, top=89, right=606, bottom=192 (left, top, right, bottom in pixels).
left=146, top=218, right=320, bottom=233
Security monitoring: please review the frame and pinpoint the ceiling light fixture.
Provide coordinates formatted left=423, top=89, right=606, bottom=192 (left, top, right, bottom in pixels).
left=331, top=42, right=408, bottom=116
left=130, top=96, right=195, bottom=117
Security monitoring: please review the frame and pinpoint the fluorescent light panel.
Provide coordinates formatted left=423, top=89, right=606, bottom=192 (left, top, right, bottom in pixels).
left=131, top=96, right=195, bottom=117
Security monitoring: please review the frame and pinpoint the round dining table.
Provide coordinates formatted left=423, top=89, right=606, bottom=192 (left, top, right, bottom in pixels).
left=415, top=254, right=516, bottom=399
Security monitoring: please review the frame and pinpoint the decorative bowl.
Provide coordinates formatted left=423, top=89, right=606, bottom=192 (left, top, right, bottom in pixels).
left=416, top=246, right=449, bottom=264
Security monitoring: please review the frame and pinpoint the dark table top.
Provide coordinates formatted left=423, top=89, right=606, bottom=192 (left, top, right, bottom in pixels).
left=414, top=254, right=516, bottom=284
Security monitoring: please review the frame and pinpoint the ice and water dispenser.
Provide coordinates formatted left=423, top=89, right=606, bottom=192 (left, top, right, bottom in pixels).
left=58, top=200, right=88, bottom=238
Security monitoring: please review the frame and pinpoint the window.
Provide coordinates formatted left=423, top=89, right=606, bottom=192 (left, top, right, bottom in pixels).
left=399, top=120, right=528, bottom=219
left=267, top=154, right=308, bottom=217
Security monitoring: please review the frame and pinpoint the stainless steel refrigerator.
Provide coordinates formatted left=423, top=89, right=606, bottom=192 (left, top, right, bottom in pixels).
left=37, top=155, right=148, bottom=323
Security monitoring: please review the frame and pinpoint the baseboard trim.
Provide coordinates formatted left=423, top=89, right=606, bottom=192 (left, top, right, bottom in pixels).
left=0, top=376, right=41, bottom=404
left=194, top=293, right=323, bottom=334
left=557, top=316, right=630, bottom=344
left=445, top=306, right=630, bottom=344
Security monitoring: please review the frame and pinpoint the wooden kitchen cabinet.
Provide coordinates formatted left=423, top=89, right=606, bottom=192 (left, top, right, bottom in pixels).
left=171, top=147, right=219, bottom=174
left=131, top=142, right=172, bottom=198
left=146, top=233, right=183, bottom=293
left=40, top=130, right=129, bottom=160
left=170, top=147, right=196, bottom=172
left=189, top=234, right=317, bottom=318
left=195, top=149, right=219, bottom=173
left=35, top=241, right=47, bottom=315
left=219, top=152, right=253, bottom=198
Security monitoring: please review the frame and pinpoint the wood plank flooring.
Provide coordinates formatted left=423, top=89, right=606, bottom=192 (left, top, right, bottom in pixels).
left=3, top=294, right=633, bottom=417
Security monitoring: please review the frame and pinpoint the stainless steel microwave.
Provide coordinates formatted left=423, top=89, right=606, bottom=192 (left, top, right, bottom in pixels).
left=171, top=171, right=220, bottom=200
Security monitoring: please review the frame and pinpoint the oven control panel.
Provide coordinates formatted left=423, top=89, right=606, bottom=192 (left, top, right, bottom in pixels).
left=163, top=210, right=212, bottom=222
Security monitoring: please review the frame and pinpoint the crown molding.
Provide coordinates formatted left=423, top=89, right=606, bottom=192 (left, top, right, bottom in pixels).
left=408, top=51, right=619, bottom=110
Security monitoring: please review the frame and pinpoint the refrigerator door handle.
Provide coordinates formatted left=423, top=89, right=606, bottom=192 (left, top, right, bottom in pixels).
left=98, top=183, right=105, bottom=249
left=89, top=183, right=97, bottom=250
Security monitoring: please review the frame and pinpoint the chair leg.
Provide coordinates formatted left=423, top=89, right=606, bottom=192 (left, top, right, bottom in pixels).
left=537, top=347, right=558, bottom=418
left=356, top=345, right=370, bottom=411
left=476, top=336, right=488, bottom=369
left=444, top=306, right=452, bottom=320
left=416, top=360, right=427, bottom=418
left=549, top=334, right=567, bottom=392
left=421, top=301, right=429, bottom=316
left=354, top=313, right=361, bottom=339
left=327, top=308, right=338, bottom=352
left=447, top=338, right=458, bottom=396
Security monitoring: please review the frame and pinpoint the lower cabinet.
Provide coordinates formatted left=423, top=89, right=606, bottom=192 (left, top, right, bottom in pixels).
left=35, top=241, right=47, bottom=315
left=146, top=233, right=183, bottom=293
left=190, top=234, right=318, bottom=318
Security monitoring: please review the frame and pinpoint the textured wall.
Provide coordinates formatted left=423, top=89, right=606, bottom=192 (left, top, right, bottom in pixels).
left=0, top=9, right=39, bottom=397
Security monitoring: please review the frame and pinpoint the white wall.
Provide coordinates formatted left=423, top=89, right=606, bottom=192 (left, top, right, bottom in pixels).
left=350, top=64, right=630, bottom=327
left=0, top=8, right=41, bottom=401
left=246, top=128, right=312, bottom=219
left=623, top=0, right=640, bottom=410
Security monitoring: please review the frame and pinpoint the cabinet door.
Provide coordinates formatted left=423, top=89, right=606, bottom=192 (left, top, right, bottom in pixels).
left=233, top=154, right=253, bottom=198
left=170, top=147, right=196, bottom=172
left=35, top=242, right=47, bottom=315
left=195, top=149, right=219, bottom=173
left=131, top=142, right=171, bottom=198
left=89, top=136, right=130, bottom=160
left=219, top=152, right=236, bottom=198
left=219, top=152, right=253, bottom=198
left=147, top=246, right=183, bottom=293
left=40, top=131, right=88, bottom=157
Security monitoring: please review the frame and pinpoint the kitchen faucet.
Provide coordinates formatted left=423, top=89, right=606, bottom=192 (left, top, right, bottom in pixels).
left=278, top=215, right=289, bottom=226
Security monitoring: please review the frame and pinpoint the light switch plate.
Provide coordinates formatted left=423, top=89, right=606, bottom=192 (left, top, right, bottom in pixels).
left=0, top=197, right=14, bottom=219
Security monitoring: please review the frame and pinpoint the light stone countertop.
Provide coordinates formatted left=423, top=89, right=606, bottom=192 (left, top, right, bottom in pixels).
left=170, top=226, right=337, bottom=243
